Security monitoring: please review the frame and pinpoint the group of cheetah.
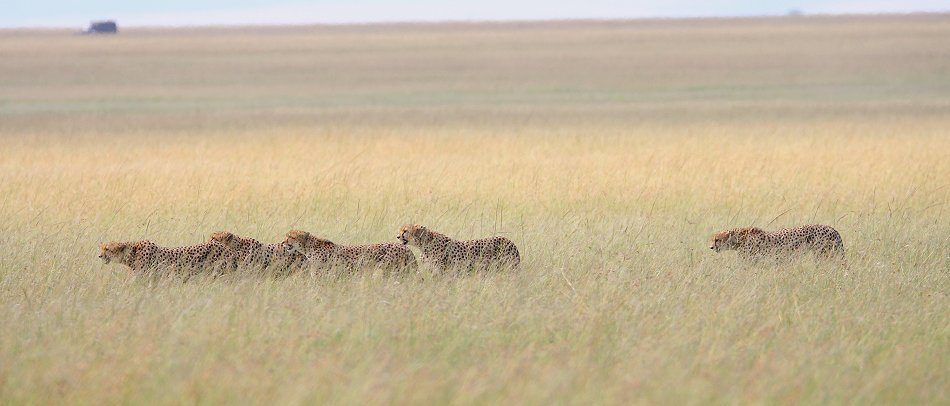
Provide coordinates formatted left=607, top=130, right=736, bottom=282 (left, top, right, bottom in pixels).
left=99, top=224, right=522, bottom=276
left=100, top=223, right=843, bottom=276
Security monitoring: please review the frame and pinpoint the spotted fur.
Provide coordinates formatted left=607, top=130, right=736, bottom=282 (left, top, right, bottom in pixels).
left=397, top=224, right=520, bottom=272
left=209, top=231, right=306, bottom=273
left=709, top=224, right=844, bottom=261
left=282, top=230, right=416, bottom=273
left=98, top=240, right=235, bottom=275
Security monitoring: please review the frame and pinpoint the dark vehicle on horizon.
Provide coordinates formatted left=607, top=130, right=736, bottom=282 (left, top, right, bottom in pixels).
left=83, top=20, right=117, bottom=34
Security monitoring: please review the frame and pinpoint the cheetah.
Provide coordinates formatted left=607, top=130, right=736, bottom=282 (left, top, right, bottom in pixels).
left=282, top=230, right=416, bottom=274
left=709, top=224, right=844, bottom=261
left=98, top=239, right=235, bottom=275
left=209, top=231, right=306, bottom=273
left=396, top=224, right=520, bottom=273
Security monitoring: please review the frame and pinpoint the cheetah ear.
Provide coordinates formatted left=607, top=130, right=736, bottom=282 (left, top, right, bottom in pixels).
left=119, top=243, right=131, bottom=254
left=736, top=228, right=762, bottom=242
left=286, top=230, right=308, bottom=242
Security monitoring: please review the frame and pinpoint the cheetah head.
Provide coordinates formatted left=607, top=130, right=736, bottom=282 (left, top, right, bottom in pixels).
left=283, top=230, right=334, bottom=256
left=710, top=228, right=763, bottom=252
left=210, top=231, right=242, bottom=251
left=283, top=230, right=310, bottom=254
left=99, top=242, right=131, bottom=265
left=397, top=224, right=428, bottom=246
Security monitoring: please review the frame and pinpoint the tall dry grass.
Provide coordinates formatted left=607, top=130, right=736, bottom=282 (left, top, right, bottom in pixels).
left=1, top=14, right=949, bottom=404
left=2, top=120, right=947, bottom=404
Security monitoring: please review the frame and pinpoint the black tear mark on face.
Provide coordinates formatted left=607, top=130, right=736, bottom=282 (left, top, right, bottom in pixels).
left=282, top=242, right=296, bottom=253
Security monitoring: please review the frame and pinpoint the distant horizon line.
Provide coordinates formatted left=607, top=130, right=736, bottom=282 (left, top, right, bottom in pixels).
left=2, top=10, right=947, bottom=30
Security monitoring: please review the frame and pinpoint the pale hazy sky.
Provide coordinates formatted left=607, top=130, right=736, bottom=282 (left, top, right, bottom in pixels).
left=4, top=0, right=948, bottom=28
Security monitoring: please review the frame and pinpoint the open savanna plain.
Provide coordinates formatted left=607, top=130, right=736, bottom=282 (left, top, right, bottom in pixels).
left=1, top=14, right=948, bottom=404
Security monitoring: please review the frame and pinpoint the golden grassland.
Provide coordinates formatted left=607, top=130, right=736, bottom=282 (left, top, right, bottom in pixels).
left=1, top=14, right=949, bottom=404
